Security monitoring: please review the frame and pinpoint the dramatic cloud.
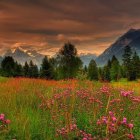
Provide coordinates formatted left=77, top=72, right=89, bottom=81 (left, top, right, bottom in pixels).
left=0, top=0, right=140, bottom=55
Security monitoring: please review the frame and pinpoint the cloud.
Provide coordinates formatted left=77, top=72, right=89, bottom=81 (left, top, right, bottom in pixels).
left=0, top=0, right=140, bottom=55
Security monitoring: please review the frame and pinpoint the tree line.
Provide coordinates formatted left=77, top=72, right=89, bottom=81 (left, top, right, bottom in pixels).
left=0, top=43, right=140, bottom=81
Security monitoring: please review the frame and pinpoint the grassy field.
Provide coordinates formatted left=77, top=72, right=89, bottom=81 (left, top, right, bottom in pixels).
left=0, top=77, right=140, bottom=140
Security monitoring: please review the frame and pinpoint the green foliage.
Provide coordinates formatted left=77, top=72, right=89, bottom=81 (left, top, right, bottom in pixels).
left=14, top=62, right=23, bottom=76
left=76, top=70, right=88, bottom=80
left=23, top=61, right=39, bottom=78
left=102, top=65, right=110, bottom=81
left=131, top=52, right=140, bottom=79
left=57, top=42, right=83, bottom=79
left=29, top=61, right=39, bottom=78
left=122, top=46, right=133, bottom=80
left=23, top=61, right=30, bottom=77
left=122, top=46, right=140, bottom=81
left=0, top=44, right=140, bottom=82
left=40, top=56, right=53, bottom=79
left=110, top=56, right=121, bottom=81
left=1, top=56, right=22, bottom=77
left=88, top=59, right=98, bottom=80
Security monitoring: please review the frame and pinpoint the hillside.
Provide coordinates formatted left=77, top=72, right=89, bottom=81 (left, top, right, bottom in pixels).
left=96, top=29, right=140, bottom=66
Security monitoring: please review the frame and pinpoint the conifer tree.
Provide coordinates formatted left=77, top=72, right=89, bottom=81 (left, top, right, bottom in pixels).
left=14, top=62, right=23, bottom=76
left=23, top=61, right=30, bottom=77
left=1, top=56, right=15, bottom=77
left=29, top=60, right=39, bottom=78
left=131, top=51, right=140, bottom=80
left=102, top=65, right=110, bottom=81
left=57, top=42, right=82, bottom=79
left=40, top=56, right=52, bottom=79
left=110, top=56, right=121, bottom=81
left=88, top=59, right=98, bottom=80
left=122, top=45, right=133, bottom=80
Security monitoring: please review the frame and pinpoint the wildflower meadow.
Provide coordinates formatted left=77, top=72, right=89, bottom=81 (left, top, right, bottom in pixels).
left=0, top=77, right=140, bottom=140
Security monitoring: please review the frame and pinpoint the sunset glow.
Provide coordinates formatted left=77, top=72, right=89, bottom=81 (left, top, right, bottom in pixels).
left=0, top=0, right=140, bottom=55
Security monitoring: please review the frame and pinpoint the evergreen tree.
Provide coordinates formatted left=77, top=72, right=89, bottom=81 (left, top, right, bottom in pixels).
left=101, top=59, right=112, bottom=82
left=14, top=62, right=23, bottom=77
left=40, top=56, right=52, bottom=79
left=122, top=46, right=133, bottom=80
left=110, top=56, right=121, bottom=81
left=57, top=42, right=82, bottom=79
left=23, top=61, right=30, bottom=77
left=84, top=65, right=88, bottom=74
left=120, top=65, right=126, bottom=78
left=32, top=65, right=39, bottom=78
left=131, top=51, right=140, bottom=80
left=107, top=59, right=111, bottom=69
left=1, top=56, right=16, bottom=77
left=98, top=67, right=103, bottom=81
left=49, top=57, right=58, bottom=79
left=102, top=65, right=110, bottom=81
left=28, top=60, right=39, bottom=78
left=28, top=60, right=34, bottom=78
left=88, top=59, right=98, bottom=80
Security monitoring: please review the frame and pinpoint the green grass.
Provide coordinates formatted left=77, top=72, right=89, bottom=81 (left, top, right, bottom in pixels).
left=0, top=77, right=140, bottom=140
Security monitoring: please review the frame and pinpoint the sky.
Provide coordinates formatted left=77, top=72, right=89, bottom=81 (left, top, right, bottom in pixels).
left=0, top=0, right=140, bottom=56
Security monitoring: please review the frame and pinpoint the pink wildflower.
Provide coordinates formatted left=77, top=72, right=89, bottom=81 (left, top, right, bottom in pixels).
left=127, top=133, right=134, bottom=139
left=122, top=117, right=127, bottom=124
left=112, top=117, right=117, bottom=122
left=0, top=114, right=5, bottom=121
left=5, top=119, right=11, bottom=124
left=128, top=123, right=134, bottom=129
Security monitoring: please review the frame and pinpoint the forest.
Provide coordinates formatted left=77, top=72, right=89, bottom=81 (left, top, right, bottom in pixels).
left=0, top=42, right=140, bottom=81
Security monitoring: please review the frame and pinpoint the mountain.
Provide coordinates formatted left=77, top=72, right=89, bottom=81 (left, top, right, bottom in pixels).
left=3, top=47, right=97, bottom=67
left=79, top=53, right=97, bottom=66
left=4, top=47, right=45, bottom=66
left=96, top=28, right=140, bottom=66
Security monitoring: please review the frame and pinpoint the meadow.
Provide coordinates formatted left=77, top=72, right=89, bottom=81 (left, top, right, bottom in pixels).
left=0, top=77, right=140, bottom=140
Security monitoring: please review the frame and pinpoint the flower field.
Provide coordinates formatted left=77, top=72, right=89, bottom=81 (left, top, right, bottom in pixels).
left=0, top=77, right=140, bottom=140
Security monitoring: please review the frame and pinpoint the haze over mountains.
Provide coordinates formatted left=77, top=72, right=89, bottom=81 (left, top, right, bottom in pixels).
left=0, top=29, right=140, bottom=66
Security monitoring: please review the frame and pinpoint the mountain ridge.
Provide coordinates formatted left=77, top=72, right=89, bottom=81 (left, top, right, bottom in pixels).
left=1, top=29, right=140, bottom=66
left=4, top=47, right=45, bottom=66
left=0, top=47, right=97, bottom=66
left=96, top=28, right=140, bottom=66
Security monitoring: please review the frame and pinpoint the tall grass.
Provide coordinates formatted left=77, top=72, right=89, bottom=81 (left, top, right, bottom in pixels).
left=0, top=78, right=140, bottom=140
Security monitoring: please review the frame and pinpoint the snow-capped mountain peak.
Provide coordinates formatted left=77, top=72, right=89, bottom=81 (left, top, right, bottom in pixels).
left=4, top=47, right=44, bottom=65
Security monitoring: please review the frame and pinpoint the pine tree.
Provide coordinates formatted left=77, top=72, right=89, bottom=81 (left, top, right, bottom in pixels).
left=29, top=60, right=34, bottom=78
left=102, top=65, right=110, bottom=81
left=84, top=65, right=88, bottom=73
left=57, top=42, right=82, bottom=79
left=88, top=59, right=98, bottom=80
left=98, top=67, right=103, bottom=81
left=40, top=56, right=52, bottom=79
left=122, top=46, right=133, bottom=80
left=1, top=56, right=16, bottom=77
left=110, top=56, right=121, bottom=81
left=49, top=58, right=58, bottom=79
left=23, top=61, right=30, bottom=77
left=131, top=51, right=140, bottom=80
left=28, top=60, right=39, bottom=78
left=14, top=62, right=23, bottom=77
left=107, top=59, right=111, bottom=69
